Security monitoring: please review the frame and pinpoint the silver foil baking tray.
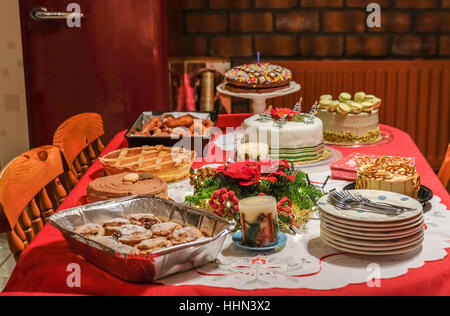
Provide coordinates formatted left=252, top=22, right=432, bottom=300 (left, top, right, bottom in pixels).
left=49, top=196, right=235, bottom=283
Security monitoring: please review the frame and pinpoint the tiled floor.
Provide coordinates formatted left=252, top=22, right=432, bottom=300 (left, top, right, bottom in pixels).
left=0, top=233, right=15, bottom=291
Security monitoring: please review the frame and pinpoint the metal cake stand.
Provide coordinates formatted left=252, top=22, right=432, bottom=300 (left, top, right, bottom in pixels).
left=217, top=81, right=301, bottom=114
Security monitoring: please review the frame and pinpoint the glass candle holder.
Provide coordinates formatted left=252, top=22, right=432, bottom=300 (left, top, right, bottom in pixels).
left=239, top=196, right=280, bottom=247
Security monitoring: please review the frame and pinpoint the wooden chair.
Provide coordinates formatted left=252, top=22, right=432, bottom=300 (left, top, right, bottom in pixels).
left=53, top=113, right=105, bottom=190
left=0, top=146, right=68, bottom=261
left=438, top=144, right=450, bottom=190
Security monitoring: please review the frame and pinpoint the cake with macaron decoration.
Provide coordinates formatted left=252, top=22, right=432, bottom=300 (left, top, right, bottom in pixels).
left=316, top=92, right=382, bottom=145
left=224, top=63, right=293, bottom=94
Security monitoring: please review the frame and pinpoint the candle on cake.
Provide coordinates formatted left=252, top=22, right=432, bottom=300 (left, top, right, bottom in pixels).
left=239, top=196, right=280, bottom=247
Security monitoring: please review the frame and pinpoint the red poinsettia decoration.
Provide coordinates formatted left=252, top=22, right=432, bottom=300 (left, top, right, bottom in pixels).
left=270, top=108, right=297, bottom=121
left=216, top=159, right=296, bottom=186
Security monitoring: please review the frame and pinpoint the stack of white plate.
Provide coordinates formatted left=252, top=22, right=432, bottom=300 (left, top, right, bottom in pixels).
left=317, top=190, right=425, bottom=256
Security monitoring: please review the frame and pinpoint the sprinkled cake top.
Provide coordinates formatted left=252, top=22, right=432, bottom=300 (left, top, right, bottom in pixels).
left=225, top=63, right=292, bottom=86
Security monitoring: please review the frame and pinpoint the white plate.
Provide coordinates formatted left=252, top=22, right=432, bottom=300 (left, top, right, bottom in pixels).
left=319, top=210, right=423, bottom=228
left=321, top=232, right=424, bottom=252
left=321, top=226, right=424, bottom=248
left=320, top=212, right=424, bottom=232
left=320, top=234, right=424, bottom=256
left=318, top=190, right=423, bottom=223
left=320, top=220, right=425, bottom=240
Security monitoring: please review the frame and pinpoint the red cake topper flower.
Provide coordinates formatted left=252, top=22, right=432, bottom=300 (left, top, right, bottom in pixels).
left=216, top=159, right=296, bottom=186
left=270, top=108, right=297, bottom=121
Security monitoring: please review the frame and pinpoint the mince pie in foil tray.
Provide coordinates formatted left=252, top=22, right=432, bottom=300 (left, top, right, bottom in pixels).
left=49, top=196, right=235, bottom=283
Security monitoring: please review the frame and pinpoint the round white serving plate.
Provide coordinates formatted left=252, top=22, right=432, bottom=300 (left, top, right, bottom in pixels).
left=319, top=212, right=424, bottom=232
left=318, top=190, right=423, bottom=223
left=320, top=221, right=424, bottom=240
left=321, top=231, right=424, bottom=252
left=321, top=226, right=424, bottom=248
left=320, top=233, right=424, bottom=256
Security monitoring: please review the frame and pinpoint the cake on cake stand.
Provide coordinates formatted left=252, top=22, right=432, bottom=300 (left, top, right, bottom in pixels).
left=217, top=81, right=301, bottom=114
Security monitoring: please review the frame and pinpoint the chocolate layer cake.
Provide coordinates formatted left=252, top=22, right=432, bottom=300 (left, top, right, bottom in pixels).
left=87, top=173, right=168, bottom=203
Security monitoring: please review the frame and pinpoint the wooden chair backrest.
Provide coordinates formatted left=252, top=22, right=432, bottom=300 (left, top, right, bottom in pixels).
left=438, top=144, right=450, bottom=189
left=53, top=113, right=105, bottom=189
left=0, top=146, right=67, bottom=260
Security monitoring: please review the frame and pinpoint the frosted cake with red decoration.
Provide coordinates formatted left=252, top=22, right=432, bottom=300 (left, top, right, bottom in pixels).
left=242, top=106, right=325, bottom=163
left=224, top=63, right=293, bottom=94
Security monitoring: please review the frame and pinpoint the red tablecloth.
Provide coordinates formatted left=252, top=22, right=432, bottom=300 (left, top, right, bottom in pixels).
left=2, top=114, right=450, bottom=296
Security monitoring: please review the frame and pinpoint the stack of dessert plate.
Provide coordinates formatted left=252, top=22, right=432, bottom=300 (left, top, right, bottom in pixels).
left=317, top=190, right=425, bottom=256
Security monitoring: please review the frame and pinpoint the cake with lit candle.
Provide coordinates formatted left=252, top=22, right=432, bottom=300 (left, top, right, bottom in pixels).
left=224, top=63, right=292, bottom=94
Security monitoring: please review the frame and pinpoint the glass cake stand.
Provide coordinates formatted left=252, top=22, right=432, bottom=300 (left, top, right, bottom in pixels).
left=295, top=147, right=344, bottom=174
left=325, top=127, right=394, bottom=148
left=217, top=81, right=301, bottom=114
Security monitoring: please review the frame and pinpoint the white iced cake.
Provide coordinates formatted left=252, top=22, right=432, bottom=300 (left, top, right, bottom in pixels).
left=243, top=112, right=325, bottom=162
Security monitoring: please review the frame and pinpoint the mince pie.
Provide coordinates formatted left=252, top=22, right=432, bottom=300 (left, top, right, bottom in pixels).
left=151, top=222, right=182, bottom=237
left=73, top=224, right=105, bottom=238
left=136, top=238, right=173, bottom=255
left=126, top=213, right=161, bottom=229
left=171, top=226, right=204, bottom=245
left=73, top=213, right=205, bottom=256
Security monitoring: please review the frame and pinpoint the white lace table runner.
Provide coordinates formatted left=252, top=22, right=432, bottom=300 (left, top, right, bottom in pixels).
left=165, top=171, right=450, bottom=291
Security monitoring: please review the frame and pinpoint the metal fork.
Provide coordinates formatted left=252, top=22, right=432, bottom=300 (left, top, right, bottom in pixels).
left=329, top=191, right=405, bottom=214
left=350, top=192, right=416, bottom=211
left=335, top=191, right=413, bottom=212
left=327, top=194, right=403, bottom=216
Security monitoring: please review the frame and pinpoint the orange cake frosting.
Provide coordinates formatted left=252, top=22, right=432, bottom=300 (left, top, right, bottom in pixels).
left=355, top=156, right=421, bottom=199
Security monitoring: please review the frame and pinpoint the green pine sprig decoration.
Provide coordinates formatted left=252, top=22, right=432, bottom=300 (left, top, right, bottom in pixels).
left=185, top=167, right=323, bottom=231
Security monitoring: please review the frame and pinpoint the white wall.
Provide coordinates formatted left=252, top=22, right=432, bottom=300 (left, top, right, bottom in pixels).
left=0, top=0, right=29, bottom=168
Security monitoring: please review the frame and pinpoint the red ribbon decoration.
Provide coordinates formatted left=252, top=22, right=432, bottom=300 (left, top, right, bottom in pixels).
left=277, top=197, right=298, bottom=228
left=216, top=159, right=296, bottom=186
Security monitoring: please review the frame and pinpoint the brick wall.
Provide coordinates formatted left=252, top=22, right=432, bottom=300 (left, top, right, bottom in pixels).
left=168, top=0, right=450, bottom=62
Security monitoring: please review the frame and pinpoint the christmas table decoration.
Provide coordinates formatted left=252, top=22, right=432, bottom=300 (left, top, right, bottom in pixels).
left=185, top=159, right=323, bottom=231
